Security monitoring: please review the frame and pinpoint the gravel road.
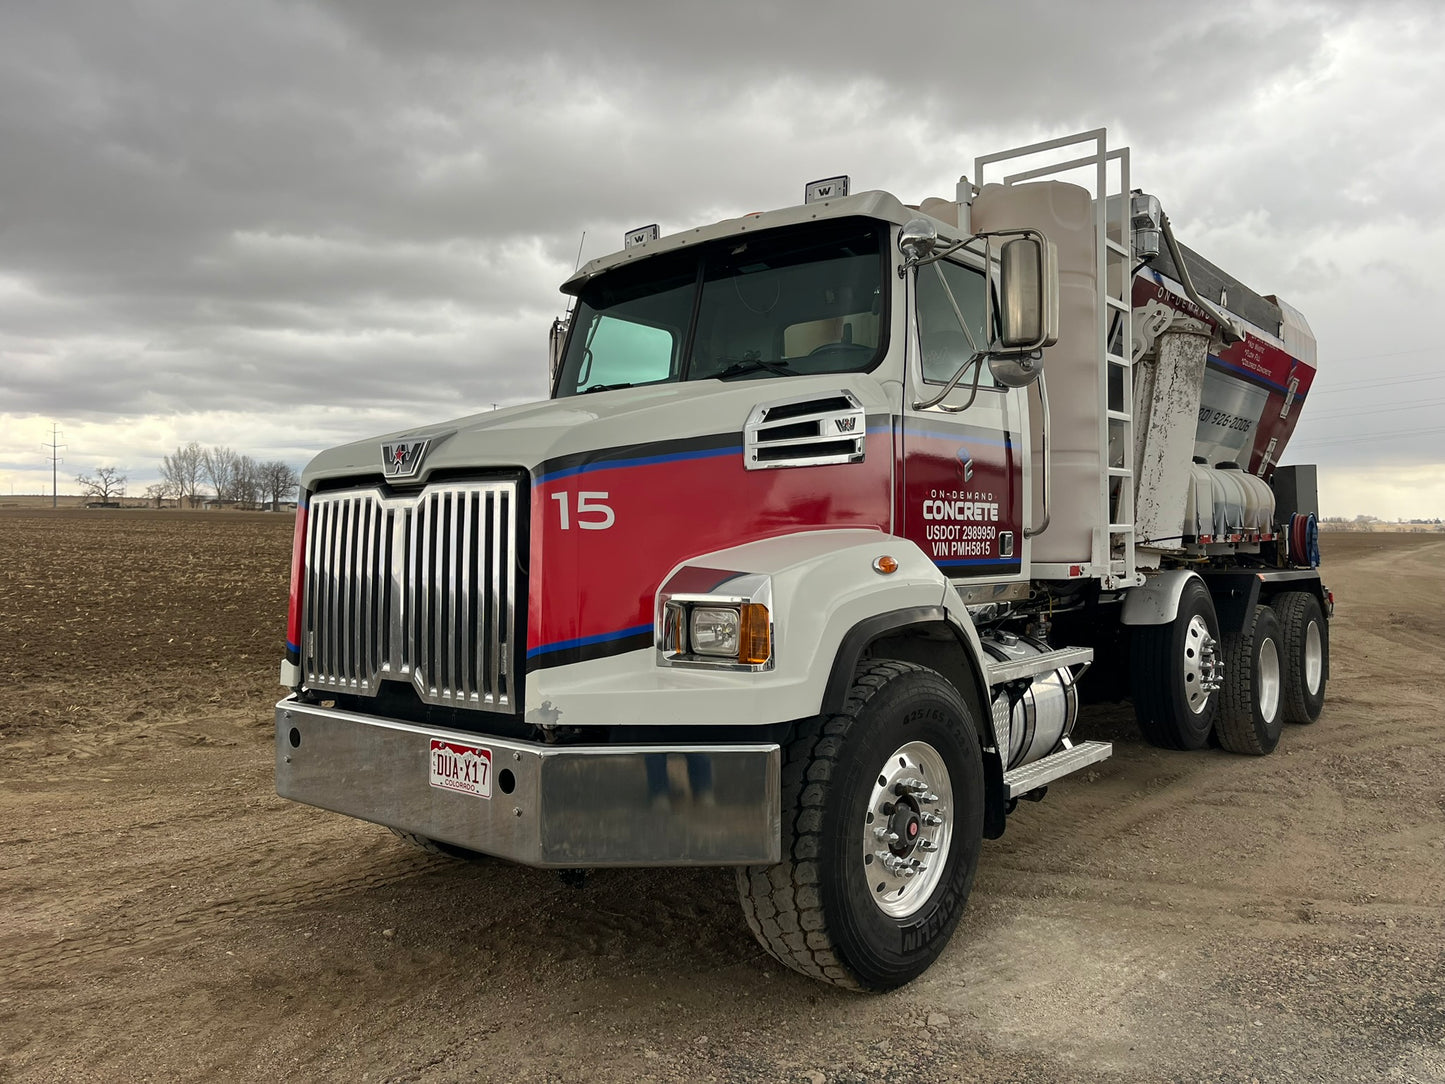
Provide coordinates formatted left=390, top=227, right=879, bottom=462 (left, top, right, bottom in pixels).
left=2, top=513, right=1441, bottom=1082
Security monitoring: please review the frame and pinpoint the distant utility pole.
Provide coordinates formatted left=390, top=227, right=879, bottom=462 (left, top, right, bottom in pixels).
left=44, top=423, right=66, bottom=508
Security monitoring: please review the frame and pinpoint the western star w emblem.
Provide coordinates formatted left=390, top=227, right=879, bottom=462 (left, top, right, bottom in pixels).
left=382, top=438, right=430, bottom=479
left=834, top=416, right=857, bottom=433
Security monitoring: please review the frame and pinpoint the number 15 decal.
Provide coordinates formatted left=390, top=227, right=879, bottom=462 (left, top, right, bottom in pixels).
left=551, top=491, right=615, bottom=530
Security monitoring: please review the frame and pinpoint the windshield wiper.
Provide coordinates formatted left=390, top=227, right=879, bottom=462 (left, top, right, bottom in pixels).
left=716, top=359, right=800, bottom=380
left=579, top=382, right=635, bottom=394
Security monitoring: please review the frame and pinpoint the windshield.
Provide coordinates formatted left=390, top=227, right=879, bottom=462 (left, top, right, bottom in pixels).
left=553, top=218, right=887, bottom=397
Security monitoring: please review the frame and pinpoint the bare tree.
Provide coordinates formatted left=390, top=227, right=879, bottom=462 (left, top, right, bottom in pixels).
left=203, top=446, right=240, bottom=504
left=259, top=460, right=301, bottom=510
left=161, top=441, right=205, bottom=508
left=233, top=454, right=261, bottom=509
left=144, top=482, right=172, bottom=508
left=76, top=466, right=127, bottom=503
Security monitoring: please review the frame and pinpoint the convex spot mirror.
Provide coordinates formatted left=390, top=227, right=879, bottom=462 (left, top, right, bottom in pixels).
left=898, top=217, right=938, bottom=263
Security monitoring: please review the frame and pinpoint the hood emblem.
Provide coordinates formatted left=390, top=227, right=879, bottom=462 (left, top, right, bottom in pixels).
left=382, top=438, right=431, bottom=480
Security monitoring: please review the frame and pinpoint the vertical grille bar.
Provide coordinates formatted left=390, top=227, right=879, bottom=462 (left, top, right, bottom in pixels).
left=488, top=489, right=503, bottom=701
left=459, top=488, right=474, bottom=702
left=340, top=499, right=355, bottom=688
left=446, top=490, right=460, bottom=701
left=418, top=493, right=432, bottom=695
left=359, top=498, right=374, bottom=687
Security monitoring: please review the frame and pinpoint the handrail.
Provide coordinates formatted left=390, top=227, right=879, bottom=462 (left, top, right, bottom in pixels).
left=1024, top=371, right=1052, bottom=538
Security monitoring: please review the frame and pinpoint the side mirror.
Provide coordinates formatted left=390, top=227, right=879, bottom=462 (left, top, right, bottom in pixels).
left=997, top=236, right=1059, bottom=351
left=548, top=314, right=569, bottom=385
left=987, top=235, right=1059, bottom=388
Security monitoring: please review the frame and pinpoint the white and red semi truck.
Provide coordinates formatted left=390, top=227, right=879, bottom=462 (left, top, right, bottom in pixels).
left=276, top=129, right=1331, bottom=990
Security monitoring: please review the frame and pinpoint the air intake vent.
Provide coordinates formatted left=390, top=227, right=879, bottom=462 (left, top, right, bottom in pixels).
left=744, top=391, right=866, bottom=470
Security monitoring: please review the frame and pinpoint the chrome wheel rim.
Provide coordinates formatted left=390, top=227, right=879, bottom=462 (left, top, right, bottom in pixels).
left=862, top=741, right=953, bottom=919
left=1304, top=620, right=1323, bottom=694
left=1182, top=615, right=1220, bottom=714
left=1258, top=635, right=1282, bottom=722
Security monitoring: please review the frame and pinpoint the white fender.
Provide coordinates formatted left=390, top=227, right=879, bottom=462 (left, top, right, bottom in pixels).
left=1119, top=570, right=1205, bottom=626
left=524, top=529, right=986, bottom=728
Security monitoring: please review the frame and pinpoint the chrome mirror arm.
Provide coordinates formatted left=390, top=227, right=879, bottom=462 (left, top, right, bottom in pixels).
left=913, top=350, right=989, bottom=412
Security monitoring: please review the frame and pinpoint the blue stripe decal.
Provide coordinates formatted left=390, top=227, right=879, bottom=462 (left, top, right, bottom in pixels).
left=286, top=639, right=300, bottom=653
left=932, top=558, right=1022, bottom=569
left=534, top=446, right=738, bottom=485
left=904, top=422, right=1014, bottom=448
left=527, top=622, right=654, bottom=658
left=1207, top=354, right=1291, bottom=395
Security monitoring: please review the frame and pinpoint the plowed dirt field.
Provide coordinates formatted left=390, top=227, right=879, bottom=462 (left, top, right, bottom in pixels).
left=2, top=510, right=1442, bottom=1082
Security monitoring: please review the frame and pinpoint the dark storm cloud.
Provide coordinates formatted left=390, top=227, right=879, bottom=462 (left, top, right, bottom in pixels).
left=1, top=0, right=1444, bottom=515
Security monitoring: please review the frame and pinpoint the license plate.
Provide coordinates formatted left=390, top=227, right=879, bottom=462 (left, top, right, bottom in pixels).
left=429, top=739, right=492, bottom=799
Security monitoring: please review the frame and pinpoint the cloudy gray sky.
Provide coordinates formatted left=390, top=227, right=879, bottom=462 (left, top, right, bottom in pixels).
left=3, top=0, right=1442, bottom=518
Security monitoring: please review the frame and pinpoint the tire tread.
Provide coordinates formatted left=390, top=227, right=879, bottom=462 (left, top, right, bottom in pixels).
left=734, top=659, right=927, bottom=991
left=1217, top=605, right=1283, bottom=756
left=1275, top=591, right=1327, bottom=724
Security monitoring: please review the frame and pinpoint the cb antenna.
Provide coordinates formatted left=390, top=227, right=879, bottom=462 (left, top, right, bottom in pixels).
left=573, top=231, right=586, bottom=272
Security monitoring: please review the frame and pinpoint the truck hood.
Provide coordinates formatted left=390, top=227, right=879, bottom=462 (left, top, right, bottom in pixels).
left=300, top=374, right=898, bottom=489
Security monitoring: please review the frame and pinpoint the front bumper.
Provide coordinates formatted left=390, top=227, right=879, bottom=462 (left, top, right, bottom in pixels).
left=275, top=698, right=781, bottom=867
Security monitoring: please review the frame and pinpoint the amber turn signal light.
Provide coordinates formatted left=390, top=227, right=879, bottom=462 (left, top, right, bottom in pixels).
left=739, top=603, right=772, bottom=666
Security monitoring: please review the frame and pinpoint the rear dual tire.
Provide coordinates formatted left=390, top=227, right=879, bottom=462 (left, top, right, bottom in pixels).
left=1274, top=591, right=1328, bottom=724
left=1216, top=604, right=1285, bottom=756
left=1131, top=579, right=1221, bottom=750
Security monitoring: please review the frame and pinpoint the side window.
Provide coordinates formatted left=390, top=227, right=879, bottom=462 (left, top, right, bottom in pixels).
left=572, top=315, right=675, bottom=391
left=916, top=260, right=990, bottom=385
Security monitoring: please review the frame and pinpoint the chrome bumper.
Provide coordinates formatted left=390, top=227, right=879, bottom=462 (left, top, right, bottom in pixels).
left=275, top=698, right=781, bottom=867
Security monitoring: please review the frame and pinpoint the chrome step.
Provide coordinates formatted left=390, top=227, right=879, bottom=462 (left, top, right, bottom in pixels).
left=986, top=646, right=1093, bottom=687
left=1004, top=740, right=1112, bottom=799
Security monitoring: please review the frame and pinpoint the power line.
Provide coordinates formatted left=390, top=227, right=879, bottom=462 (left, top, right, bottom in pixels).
left=43, top=423, right=66, bottom=509
left=1305, top=396, right=1445, bottom=422
left=1310, top=372, right=1445, bottom=395
left=1291, top=423, right=1445, bottom=448
left=1320, top=346, right=1435, bottom=365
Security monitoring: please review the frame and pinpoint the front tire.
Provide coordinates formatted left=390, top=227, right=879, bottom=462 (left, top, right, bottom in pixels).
left=1131, top=579, right=1222, bottom=750
left=1217, top=604, right=1285, bottom=755
left=735, top=661, right=984, bottom=991
left=1274, top=591, right=1328, bottom=724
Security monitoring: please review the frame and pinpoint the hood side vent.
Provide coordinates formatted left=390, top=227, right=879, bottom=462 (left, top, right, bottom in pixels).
left=744, top=391, right=867, bottom=471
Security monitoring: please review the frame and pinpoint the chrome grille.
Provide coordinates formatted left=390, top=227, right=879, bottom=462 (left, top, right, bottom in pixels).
left=303, top=481, right=518, bottom=710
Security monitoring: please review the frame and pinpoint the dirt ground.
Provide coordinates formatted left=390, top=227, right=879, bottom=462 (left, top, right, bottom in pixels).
left=1, top=510, right=1442, bottom=1083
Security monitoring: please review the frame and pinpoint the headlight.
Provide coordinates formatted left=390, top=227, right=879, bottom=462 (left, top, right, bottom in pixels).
left=690, top=607, right=740, bottom=656
left=660, top=596, right=772, bottom=669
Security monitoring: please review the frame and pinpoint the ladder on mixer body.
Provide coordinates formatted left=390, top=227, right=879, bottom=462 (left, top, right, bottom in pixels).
left=975, top=129, right=1142, bottom=589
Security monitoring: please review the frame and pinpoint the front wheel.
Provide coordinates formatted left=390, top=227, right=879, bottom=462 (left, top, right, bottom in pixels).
left=735, top=661, right=984, bottom=991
